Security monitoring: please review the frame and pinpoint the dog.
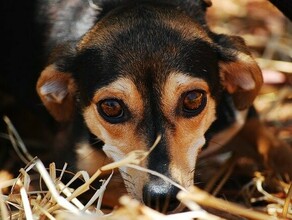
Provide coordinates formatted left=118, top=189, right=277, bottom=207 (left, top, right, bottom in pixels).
left=35, top=0, right=292, bottom=212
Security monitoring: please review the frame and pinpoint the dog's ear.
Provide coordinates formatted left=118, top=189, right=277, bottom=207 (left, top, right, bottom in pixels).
left=216, top=35, right=263, bottom=110
left=36, top=64, right=77, bottom=122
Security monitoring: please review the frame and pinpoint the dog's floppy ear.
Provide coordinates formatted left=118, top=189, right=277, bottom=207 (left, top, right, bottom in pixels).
left=36, top=64, right=77, bottom=122
left=216, top=34, right=263, bottom=110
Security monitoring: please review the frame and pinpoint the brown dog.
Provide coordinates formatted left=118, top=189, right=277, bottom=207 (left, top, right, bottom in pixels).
left=35, top=0, right=291, bottom=212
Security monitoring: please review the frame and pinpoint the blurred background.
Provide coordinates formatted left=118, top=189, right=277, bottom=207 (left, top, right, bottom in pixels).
left=208, top=0, right=292, bottom=134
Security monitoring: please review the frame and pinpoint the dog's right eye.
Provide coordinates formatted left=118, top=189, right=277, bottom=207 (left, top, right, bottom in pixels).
left=97, top=99, right=127, bottom=123
left=180, top=90, right=206, bottom=117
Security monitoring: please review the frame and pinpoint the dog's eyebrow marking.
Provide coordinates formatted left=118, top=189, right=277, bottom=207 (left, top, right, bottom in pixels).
left=174, top=74, right=194, bottom=86
left=169, top=71, right=209, bottom=87
left=175, top=75, right=207, bottom=90
left=107, top=79, right=132, bottom=92
left=115, top=82, right=128, bottom=91
left=91, top=77, right=143, bottom=105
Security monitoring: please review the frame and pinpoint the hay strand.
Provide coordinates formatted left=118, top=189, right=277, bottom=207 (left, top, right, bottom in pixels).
left=178, top=186, right=278, bottom=220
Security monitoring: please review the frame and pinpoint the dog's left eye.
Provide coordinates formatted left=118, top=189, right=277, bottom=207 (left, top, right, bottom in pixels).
left=97, top=99, right=127, bottom=123
left=181, top=90, right=206, bottom=116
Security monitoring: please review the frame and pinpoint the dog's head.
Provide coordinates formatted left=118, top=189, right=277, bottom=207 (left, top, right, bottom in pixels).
left=36, top=0, right=262, bottom=212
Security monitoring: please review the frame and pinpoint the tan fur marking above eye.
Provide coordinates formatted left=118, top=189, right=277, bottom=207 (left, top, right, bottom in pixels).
left=82, top=77, right=148, bottom=201
left=162, top=72, right=216, bottom=188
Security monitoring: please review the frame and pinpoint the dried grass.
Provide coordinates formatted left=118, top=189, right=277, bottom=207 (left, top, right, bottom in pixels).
left=1, top=116, right=291, bottom=220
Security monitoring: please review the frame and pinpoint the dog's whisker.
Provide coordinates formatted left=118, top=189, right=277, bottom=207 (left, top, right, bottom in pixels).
left=91, top=139, right=103, bottom=145
left=188, top=168, right=195, bottom=174
left=208, top=140, right=225, bottom=148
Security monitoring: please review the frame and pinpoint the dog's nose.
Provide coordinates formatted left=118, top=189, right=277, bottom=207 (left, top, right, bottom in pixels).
left=142, top=179, right=180, bottom=212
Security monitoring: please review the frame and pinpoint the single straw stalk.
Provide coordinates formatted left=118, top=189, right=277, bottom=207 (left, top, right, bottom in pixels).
left=178, top=186, right=279, bottom=220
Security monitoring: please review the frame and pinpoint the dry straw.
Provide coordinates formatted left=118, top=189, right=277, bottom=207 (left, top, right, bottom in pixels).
left=1, top=116, right=291, bottom=219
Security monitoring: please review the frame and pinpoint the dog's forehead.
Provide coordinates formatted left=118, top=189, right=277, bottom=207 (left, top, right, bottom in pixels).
left=77, top=4, right=211, bottom=49
left=74, top=4, right=220, bottom=102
